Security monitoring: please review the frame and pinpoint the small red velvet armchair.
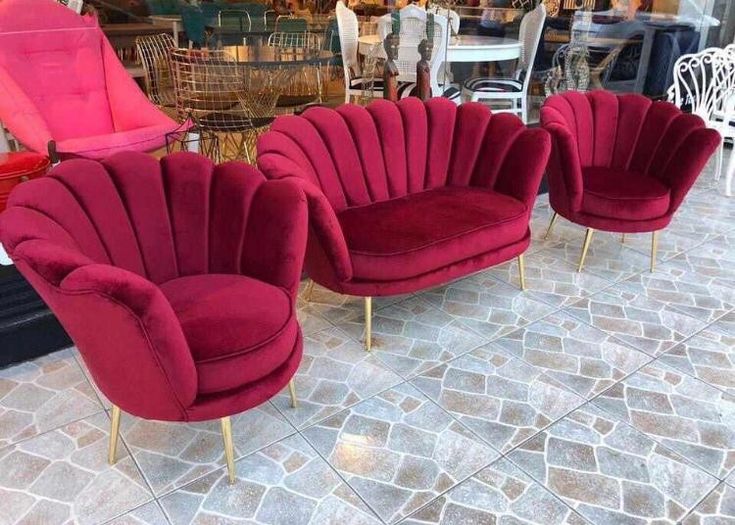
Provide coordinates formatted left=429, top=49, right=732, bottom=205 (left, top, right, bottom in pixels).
left=0, top=151, right=307, bottom=483
left=541, top=90, right=720, bottom=272
left=257, top=97, right=551, bottom=350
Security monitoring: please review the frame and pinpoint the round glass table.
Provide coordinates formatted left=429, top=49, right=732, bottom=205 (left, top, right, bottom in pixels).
left=223, top=45, right=335, bottom=67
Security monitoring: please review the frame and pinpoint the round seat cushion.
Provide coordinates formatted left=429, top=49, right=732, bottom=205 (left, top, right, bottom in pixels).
left=581, top=167, right=671, bottom=221
left=160, top=274, right=297, bottom=395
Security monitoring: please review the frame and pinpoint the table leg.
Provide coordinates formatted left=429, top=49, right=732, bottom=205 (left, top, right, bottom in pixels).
left=634, top=26, right=655, bottom=94
left=0, top=125, right=10, bottom=153
left=172, top=21, right=180, bottom=48
left=316, top=66, right=323, bottom=103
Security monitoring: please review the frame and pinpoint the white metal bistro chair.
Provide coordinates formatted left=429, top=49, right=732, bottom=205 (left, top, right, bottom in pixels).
left=336, top=2, right=383, bottom=103
left=668, top=46, right=735, bottom=196
left=462, top=3, right=546, bottom=123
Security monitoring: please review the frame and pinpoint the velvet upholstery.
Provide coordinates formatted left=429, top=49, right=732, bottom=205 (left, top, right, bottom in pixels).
left=0, top=151, right=308, bottom=422
left=0, top=0, right=182, bottom=159
left=541, top=90, right=721, bottom=233
left=257, top=98, right=550, bottom=296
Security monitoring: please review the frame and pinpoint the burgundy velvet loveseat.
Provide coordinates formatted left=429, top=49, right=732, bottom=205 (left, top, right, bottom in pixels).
left=257, top=97, right=551, bottom=350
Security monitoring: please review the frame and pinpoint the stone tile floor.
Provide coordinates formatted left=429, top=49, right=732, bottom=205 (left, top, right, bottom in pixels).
left=1, top=165, right=735, bottom=524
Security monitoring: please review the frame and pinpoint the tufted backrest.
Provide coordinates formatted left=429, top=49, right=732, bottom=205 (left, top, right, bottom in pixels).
left=257, top=97, right=533, bottom=211
left=0, top=0, right=117, bottom=141
left=0, top=152, right=268, bottom=285
left=540, top=90, right=708, bottom=177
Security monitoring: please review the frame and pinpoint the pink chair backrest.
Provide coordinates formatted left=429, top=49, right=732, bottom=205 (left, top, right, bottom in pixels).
left=540, top=90, right=707, bottom=177
left=0, top=0, right=114, bottom=140
left=257, top=97, right=530, bottom=212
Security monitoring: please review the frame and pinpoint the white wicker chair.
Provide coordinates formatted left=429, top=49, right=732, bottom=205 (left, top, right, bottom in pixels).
left=336, top=2, right=382, bottom=103
left=461, top=3, right=546, bottom=123
left=668, top=46, right=735, bottom=195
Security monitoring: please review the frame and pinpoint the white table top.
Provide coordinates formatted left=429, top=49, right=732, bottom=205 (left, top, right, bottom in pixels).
left=359, top=33, right=520, bottom=50
left=358, top=34, right=521, bottom=62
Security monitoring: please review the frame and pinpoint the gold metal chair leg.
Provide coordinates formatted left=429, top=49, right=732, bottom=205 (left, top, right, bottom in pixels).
left=108, top=405, right=121, bottom=465
left=544, top=212, right=558, bottom=240
left=577, top=228, right=595, bottom=273
left=518, top=254, right=526, bottom=291
left=650, top=231, right=659, bottom=273
left=303, top=279, right=315, bottom=302
left=621, top=233, right=626, bottom=244
left=221, top=417, right=236, bottom=484
left=288, top=379, right=298, bottom=408
left=364, top=297, right=372, bottom=352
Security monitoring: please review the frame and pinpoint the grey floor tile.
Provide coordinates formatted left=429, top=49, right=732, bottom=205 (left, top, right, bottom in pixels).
left=159, top=434, right=381, bottom=525
left=302, top=383, right=498, bottom=523
left=507, top=404, right=719, bottom=524
left=120, top=404, right=295, bottom=496
left=566, top=283, right=707, bottom=357
left=0, top=348, right=104, bottom=449
left=493, top=312, right=652, bottom=399
left=681, top=483, right=735, bottom=524
left=489, top=251, right=613, bottom=309
left=402, top=458, right=587, bottom=525
left=420, top=272, right=556, bottom=342
left=106, top=501, right=169, bottom=524
left=658, top=325, right=735, bottom=397
left=335, top=296, right=488, bottom=379
left=411, top=344, right=585, bottom=454
left=592, top=360, right=735, bottom=479
left=271, top=327, right=403, bottom=430
left=0, top=413, right=152, bottom=525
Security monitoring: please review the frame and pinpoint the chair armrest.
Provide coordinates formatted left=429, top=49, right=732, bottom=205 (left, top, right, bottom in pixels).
left=655, top=126, right=721, bottom=212
left=0, top=67, right=53, bottom=154
left=242, top=179, right=308, bottom=297
left=493, top=127, right=551, bottom=210
left=55, top=262, right=198, bottom=419
left=8, top=238, right=197, bottom=419
left=544, top=122, right=585, bottom=212
left=258, top=152, right=353, bottom=283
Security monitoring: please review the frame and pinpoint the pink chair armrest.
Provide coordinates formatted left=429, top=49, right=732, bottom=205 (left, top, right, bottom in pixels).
left=0, top=67, right=52, bottom=154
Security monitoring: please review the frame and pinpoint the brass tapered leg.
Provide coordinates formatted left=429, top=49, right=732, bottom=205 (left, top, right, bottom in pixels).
left=621, top=233, right=626, bottom=244
left=544, top=212, right=559, bottom=240
left=518, top=254, right=526, bottom=291
left=650, top=231, right=659, bottom=273
left=221, top=417, right=236, bottom=484
left=577, top=228, right=595, bottom=273
left=108, top=405, right=121, bottom=465
left=303, top=279, right=315, bottom=302
left=364, top=297, right=372, bottom=352
left=288, top=379, right=298, bottom=408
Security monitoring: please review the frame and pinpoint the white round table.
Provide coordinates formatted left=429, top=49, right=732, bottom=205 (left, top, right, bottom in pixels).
left=357, top=34, right=522, bottom=63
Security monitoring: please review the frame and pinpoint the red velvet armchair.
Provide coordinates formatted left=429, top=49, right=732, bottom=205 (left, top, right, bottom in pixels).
left=541, top=90, right=720, bottom=272
left=0, top=151, right=307, bottom=483
left=257, top=97, right=551, bottom=350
